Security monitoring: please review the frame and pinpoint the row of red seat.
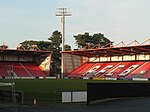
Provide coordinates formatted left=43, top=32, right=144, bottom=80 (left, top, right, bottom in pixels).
left=0, top=62, right=10, bottom=77
left=23, top=63, right=47, bottom=77
left=0, top=62, right=48, bottom=77
left=66, top=61, right=150, bottom=79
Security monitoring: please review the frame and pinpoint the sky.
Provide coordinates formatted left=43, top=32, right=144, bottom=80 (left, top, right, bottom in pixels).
left=0, top=0, right=150, bottom=49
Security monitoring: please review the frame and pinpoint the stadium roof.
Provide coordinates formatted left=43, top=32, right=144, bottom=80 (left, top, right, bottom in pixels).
left=0, top=49, right=52, bottom=56
left=62, top=39, right=150, bottom=57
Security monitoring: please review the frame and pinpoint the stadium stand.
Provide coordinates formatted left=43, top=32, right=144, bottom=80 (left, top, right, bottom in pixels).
left=0, top=62, right=10, bottom=77
left=128, top=61, right=150, bottom=78
left=23, top=63, right=48, bottom=77
left=13, top=63, right=32, bottom=77
left=105, top=61, right=144, bottom=78
left=0, top=49, right=52, bottom=79
left=62, top=39, right=150, bottom=80
left=67, top=63, right=95, bottom=78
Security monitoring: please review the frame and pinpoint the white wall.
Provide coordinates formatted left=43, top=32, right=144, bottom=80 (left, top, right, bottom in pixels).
left=62, top=91, right=87, bottom=103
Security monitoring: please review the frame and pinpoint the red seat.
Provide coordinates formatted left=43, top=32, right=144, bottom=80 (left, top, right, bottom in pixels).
left=23, top=63, right=48, bottom=77
left=66, top=61, right=149, bottom=79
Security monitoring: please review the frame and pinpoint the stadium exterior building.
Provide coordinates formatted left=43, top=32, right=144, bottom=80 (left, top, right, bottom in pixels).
left=62, top=39, right=150, bottom=81
left=0, top=48, right=52, bottom=79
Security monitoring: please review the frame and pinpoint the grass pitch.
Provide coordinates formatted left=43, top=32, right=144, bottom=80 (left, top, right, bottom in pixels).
left=0, top=79, right=149, bottom=104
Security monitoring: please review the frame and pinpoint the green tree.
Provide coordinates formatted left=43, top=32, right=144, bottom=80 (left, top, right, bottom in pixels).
left=92, top=33, right=111, bottom=48
left=74, top=32, right=112, bottom=49
left=74, top=32, right=90, bottom=49
left=48, top=30, right=62, bottom=50
left=48, top=30, right=62, bottom=76
left=48, top=30, right=71, bottom=76
left=65, top=44, right=71, bottom=51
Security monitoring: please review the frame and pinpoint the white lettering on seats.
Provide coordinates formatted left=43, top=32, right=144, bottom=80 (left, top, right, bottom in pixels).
left=97, top=65, right=113, bottom=74
left=105, top=65, right=125, bottom=76
left=119, top=65, right=139, bottom=76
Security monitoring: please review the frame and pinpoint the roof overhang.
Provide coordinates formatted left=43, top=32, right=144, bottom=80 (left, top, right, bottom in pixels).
left=61, top=45, right=150, bottom=57
left=0, top=49, right=52, bottom=56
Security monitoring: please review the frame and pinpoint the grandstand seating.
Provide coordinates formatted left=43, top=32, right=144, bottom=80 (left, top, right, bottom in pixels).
left=127, top=61, right=150, bottom=78
left=0, top=62, right=48, bottom=78
left=67, top=61, right=150, bottom=79
left=94, top=62, right=118, bottom=78
left=13, top=63, right=32, bottom=77
left=105, top=61, right=144, bottom=78
left=23, top=63, right=48, bottom=77
left=67, top=63, right=95, bottom=78
left=82, top=64, right=101, bottom=79
left=1, top=60, right=150, bottom=79
left=0, top=62, right=10, bottom=77
left=82, top=62, right=118, bottom=78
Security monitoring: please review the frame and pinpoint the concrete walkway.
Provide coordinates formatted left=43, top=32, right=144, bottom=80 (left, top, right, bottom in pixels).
left=1, top=97, right=150, bottom=112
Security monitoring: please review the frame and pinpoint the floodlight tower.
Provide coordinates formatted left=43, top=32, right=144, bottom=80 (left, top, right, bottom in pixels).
left=56, top=8, right=71, bottom=78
